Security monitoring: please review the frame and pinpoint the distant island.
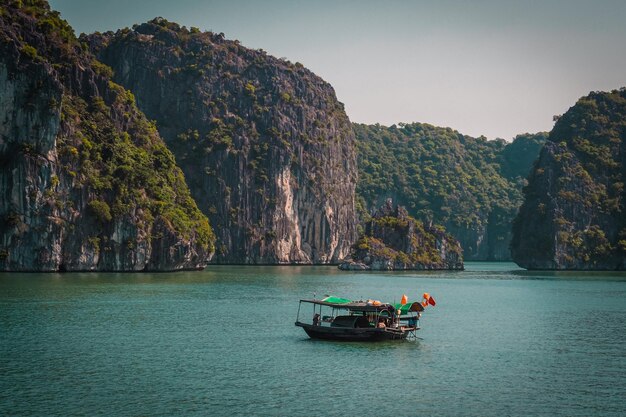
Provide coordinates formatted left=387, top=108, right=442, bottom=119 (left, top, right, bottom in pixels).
left=0, top=1, right=623, bottom=271
left=339, top=199, right=463, bottom=271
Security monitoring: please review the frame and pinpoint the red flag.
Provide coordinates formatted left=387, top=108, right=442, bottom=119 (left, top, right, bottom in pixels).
left=428, top=296, right=436, bottom=306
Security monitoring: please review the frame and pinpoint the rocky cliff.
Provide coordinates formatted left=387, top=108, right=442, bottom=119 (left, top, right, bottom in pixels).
left=339, top=200, right=463, bottom=271
left=86, top=18, right=357, bottom=264
left=0, top=1, right=214, bottom=271
left=511, top=89, right=626, bottom=270
left=354, top=123, right=546, bottom=261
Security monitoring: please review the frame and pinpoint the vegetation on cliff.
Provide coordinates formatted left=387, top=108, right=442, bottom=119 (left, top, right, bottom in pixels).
left=86, top=17, right=357, bottom=264
left=511, top=89, right=626, bottom=270
left=353, top=122, right=546, bottom=260
left=0, top=0, right=214, bottom=271
left=339, top=200, right=463, bottom=270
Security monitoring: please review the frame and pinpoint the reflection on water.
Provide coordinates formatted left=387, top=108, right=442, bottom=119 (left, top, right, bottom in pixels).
left=1, top=263, right=625, bottom=416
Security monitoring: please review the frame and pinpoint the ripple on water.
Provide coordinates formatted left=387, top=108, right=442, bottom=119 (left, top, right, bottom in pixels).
left=1, top=264, right=625, bottom=416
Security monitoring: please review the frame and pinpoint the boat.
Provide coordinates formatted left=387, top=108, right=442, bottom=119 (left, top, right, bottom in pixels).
left=295, top=294, right=435, bottom=341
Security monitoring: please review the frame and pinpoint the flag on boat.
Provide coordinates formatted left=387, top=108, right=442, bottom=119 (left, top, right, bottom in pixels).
left=421, top=292, right=436, bottom=307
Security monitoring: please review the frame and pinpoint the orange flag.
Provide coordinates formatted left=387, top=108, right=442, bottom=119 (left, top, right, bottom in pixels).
left=401, top=294, right=408, bottom=305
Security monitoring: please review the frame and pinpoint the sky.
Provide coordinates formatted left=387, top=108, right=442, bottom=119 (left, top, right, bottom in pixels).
left=50, top=0, right=626, bottom=140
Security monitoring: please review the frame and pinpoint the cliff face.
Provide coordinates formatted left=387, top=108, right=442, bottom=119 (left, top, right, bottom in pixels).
left=339, top=200, right=463, bottom=271
left=354, top=123, right=546, bottom=261
left=0, top=2, right=214, bottom=271
left=86, top=19, right=357, bottom=264
left=511, top=89, right=626, bottom=270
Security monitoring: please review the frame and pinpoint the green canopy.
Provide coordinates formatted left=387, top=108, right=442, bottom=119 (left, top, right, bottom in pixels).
left=315, top=297, right=424, bottom=313
left=393, top=302, right=424, bottom=314
left=321, top=296, right=352, bottom=304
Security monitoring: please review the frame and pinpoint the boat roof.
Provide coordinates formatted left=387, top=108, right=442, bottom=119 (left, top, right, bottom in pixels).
left=300, top=298, right=393, bottom=312
left=299, top=296, right=424, bottom=313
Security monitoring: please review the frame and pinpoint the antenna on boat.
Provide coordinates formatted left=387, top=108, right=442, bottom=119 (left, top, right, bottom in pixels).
left=313, top=292, right=316, bottom=300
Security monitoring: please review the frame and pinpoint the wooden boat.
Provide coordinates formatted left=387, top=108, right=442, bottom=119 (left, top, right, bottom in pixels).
left=295, top=295, right=430, bottom=342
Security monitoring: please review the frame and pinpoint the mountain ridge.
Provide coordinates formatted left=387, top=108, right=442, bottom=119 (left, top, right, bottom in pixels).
left=353, top=121, right=546, bottom=260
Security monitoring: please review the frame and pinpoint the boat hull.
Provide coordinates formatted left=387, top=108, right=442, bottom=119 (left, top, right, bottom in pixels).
left=295, top=322, right=411, bottom=341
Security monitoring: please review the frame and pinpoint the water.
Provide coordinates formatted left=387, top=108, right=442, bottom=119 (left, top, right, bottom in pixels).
left=1, top=262, right=625, bottom=416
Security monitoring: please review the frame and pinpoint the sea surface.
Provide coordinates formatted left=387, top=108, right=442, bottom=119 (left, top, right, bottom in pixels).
left=1, top=262, right=625, bottom=417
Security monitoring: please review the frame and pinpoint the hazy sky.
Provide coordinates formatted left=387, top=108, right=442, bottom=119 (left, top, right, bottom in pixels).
left=50, top=0, right=626, bottom=140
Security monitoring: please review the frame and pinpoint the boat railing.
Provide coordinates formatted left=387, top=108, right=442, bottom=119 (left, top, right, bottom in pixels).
left=295, top=300, right=337, bottom=327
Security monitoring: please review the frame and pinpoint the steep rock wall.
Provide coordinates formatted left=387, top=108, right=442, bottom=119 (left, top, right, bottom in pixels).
left=0, top=2, right=214, bottom=271
left=87, top=19, right=357, bottom=264
left=511, top=89, right=626, bottom=270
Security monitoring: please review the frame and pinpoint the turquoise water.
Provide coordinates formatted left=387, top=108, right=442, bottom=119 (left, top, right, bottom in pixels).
left=1, top=262, right=625, bottom=416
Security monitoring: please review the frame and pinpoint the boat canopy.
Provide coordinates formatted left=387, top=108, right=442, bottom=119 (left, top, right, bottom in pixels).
left=299, top=296, right=424, bottom=314
left=300, top=298, right=393, bottom=312
left=321, top=296, right=352, bottom=304
left=394, top=302, right=425, bottom=313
